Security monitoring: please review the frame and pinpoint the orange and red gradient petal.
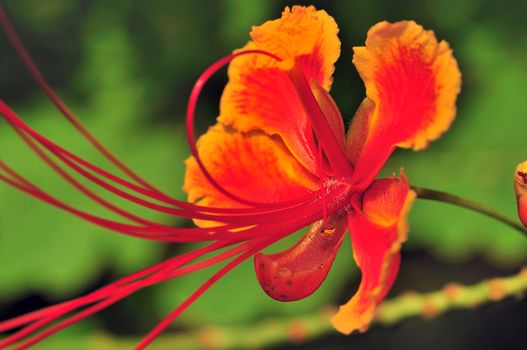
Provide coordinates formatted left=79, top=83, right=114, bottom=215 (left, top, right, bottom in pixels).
left=332, top=174, right=416, bottom=334
left=218, top=5, right=341, bottom=173
left=347, top=21, right=461, bottom=184
left=184, top=125, right=318, bottom=219
left=515, top=161, right=527, bottom=228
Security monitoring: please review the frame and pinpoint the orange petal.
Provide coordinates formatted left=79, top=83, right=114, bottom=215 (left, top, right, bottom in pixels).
left=218, top=5, right=341, bottom=173
left=515, top=161, right=527, bottom=228
left=347, top=21, right=461, bottom=183
left=183, top=125, right=318, bottom=225
left=331, top=174, right=416, bottom=334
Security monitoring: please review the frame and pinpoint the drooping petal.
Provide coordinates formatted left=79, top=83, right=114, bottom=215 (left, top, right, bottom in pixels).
left=184, top=124, right=318, bottom=220
left=254, top=216, right=347, bottom=301
left=346, top=21, right=461, bottom=184
left=218, top=5, right=341, bottom=173
left=515, top=161, right=527, bottom=228
left=332, top=174, right=416, bottom=334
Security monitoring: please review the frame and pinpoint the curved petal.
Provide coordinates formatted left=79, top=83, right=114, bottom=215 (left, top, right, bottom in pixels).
left=254, top=216, right=347, bottom=301
left=347, top=21, right=461, bottom=184
left=184, top=125, right=319, bottom=222
left=332, top=174, right=416, bottom=334
left=218, top=5, right=341, bottom=173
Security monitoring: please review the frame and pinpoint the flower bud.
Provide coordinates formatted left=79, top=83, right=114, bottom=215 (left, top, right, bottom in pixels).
left=514, top=161, right=527, bottom=228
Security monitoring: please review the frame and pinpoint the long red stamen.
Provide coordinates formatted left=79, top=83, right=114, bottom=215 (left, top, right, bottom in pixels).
left=0, top=7, right=345, bottom=349
left=1, top=7, right=318, bottom=218
left=0, top=6, right=169, bottom=198
left=0, top=239, right=242, bottom=347
left=11, top=125, right=157, bottom=225
left=0, top=166, right=322, bottom=243
left=0, top=149, right=325, bottom=237
left=0, top=151, right=341, bottom=245
left=0, top=101, right=327, bottom=230
left=1, top=210, right=318, bottom=348
left=0, top=239, right=236, bottom=334
left=0, top=209, right=326, bottom=347
left=0, top=101, right=227, bottom=220
left=137, top=209, right=332, bottom=348
left=1, top=212, right=323, bottom=342
left=136, top=238, right=271, bottom=349
left=0, top=98, right=321, bottom=225
left=0, top=164, right=234, bottom=242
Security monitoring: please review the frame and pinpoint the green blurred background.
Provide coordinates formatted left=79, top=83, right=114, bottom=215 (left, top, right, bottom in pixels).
left=1, top=0, right=527, bottom=349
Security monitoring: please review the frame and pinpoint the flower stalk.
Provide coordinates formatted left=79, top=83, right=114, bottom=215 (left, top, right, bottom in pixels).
left=65, top=267, right=527, bottom=350
left=412, top=186, right=527, bottom=236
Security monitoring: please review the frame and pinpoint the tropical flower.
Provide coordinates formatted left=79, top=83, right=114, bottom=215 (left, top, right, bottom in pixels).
left=0, top=5, right=460, bottom=349
left=515, top=161, right=527, bottom=228
left=184, top=5, right=461, bottom=333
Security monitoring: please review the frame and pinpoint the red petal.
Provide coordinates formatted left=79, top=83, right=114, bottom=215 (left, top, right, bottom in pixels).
left=254, top=217, right=347, bottom=301
left=218, top=6, right=341, bottom=174
left=346, top=21, right=461, bottom=185
left=332, top=174, right=416, bottom=334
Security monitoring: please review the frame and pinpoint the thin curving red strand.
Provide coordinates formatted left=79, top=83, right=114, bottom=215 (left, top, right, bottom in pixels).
left=0, top=100, right=325, bottom=227
left=135, top=238, right=272, bottom=349
left=0, top=6, right=172, bottom=198
left=0, top=6, right=345, bottom=349
left=3, top=226, right=299, bottom=349
left=1, top=8, right=317, bottom=216
left=0, top=205, right=322, bottom=348
left=0, top=99, right=320, bottom=222
left=1, top=5, right=320, bottom=215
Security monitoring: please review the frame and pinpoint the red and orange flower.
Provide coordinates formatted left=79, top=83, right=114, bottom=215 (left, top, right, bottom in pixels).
left=0, top=5, right=461, bottom=348
left=185, top=6, right=461, bottom=333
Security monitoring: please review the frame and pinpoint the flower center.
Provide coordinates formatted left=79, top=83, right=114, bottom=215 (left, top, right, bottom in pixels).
left=321, top=178, right=358, bottom=219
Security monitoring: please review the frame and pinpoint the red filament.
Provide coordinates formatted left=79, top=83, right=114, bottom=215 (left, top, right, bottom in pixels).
left=0, top=5, right=352, bottom=348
